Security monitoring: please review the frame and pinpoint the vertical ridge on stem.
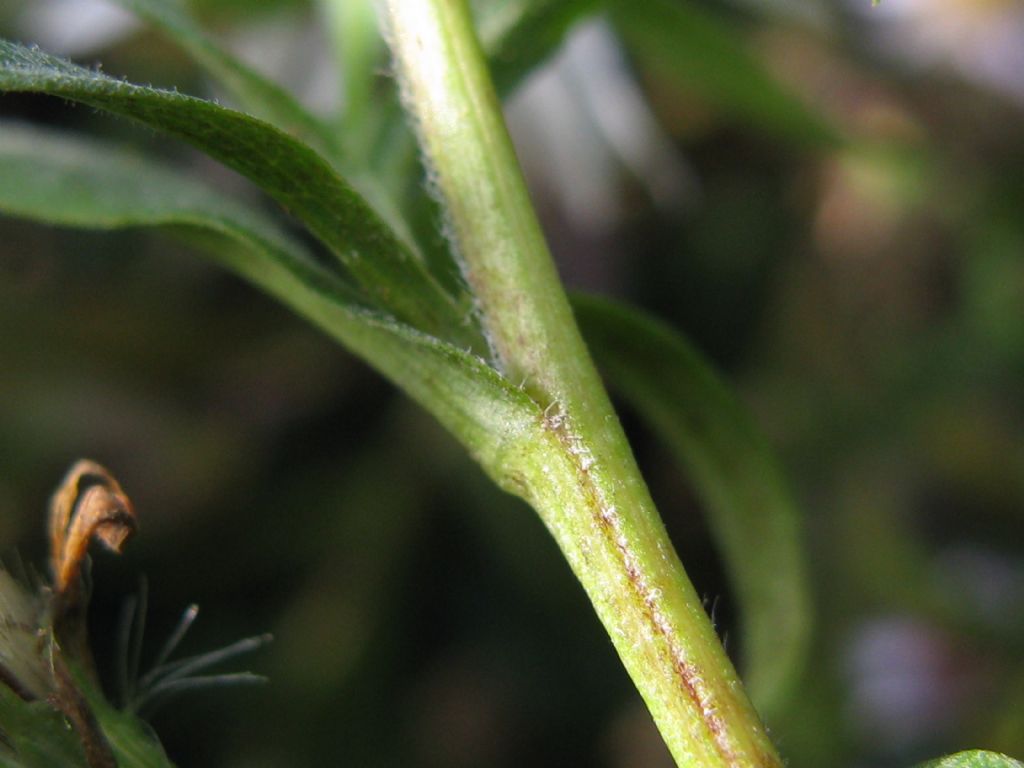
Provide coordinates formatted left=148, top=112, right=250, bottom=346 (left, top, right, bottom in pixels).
left=381, top=2, right=784, bottom=765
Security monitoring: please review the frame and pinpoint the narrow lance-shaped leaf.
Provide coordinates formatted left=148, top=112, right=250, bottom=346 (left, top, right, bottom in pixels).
left=109, top=0, right=427, bottom=269
left=610, top=0, right=840, bottom=147
left=0, top=121, right=364, bottom=311
left=574, top=294, right=812, bottom=720
left=0, top=40, right=476, bottom=348
left=109, top=0, right=338, bottom=155
left=473, top=0, right=602, bottom=93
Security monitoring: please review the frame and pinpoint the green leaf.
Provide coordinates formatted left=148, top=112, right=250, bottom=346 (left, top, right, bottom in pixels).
left=318, top=0, right=386, bottom=141
left=574, top=294, right=812, bottom=719
left=0, top=122, right=342, bottom=288
left=0, top=122, right=535, bottom=487
left=108, top=0, right=438, bottom=292
left=72, top=664, right=176, bottom=768
left=0, top=685, right=91, bottom=768
left=0, top=571, right=173, bottom=768
left=609, top=0, right=840, bottom=147
left=917, top=752, right=1024, bottom=768
left=109, top=0, right=337, bottom=155
left=0, top=40, right=474, bottom=346
left=473, top=0, right=603, bottom=93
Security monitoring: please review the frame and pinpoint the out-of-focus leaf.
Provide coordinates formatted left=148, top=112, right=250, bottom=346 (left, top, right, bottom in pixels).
left=0, top=122, right=537, bottom=495
left=0, top=572, right=173, bottom=767
left=318, top=0, right=382, bottom=135
left=0, top=40, right=473, bottom=345
left=74, top=666, right=175, bottom=768
left=474, top=0, right=602, bottom=93
left=917, top=751, right=1024, bottom=768
left=0, top=685, right=90, bottom=768
left=609, top=0, right=839, bottom=147
left=574, top=294, right=811, bottom=719
left=110, top=0, right=336, bottom=154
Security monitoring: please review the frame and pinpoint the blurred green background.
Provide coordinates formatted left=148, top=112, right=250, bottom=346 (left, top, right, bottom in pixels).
left=2, top=0, right=1024, bottom=766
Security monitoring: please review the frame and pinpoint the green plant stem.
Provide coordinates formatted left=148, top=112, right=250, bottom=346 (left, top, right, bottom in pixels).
left=381, top=1, right=782, bottom=765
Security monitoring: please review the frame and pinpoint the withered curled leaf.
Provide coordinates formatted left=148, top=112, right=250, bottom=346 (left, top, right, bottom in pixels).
left=49, top=459, right=137, bottom=603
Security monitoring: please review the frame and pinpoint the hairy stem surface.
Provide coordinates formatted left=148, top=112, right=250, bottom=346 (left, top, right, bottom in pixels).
left=382, top=1, right=783, bottom=765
